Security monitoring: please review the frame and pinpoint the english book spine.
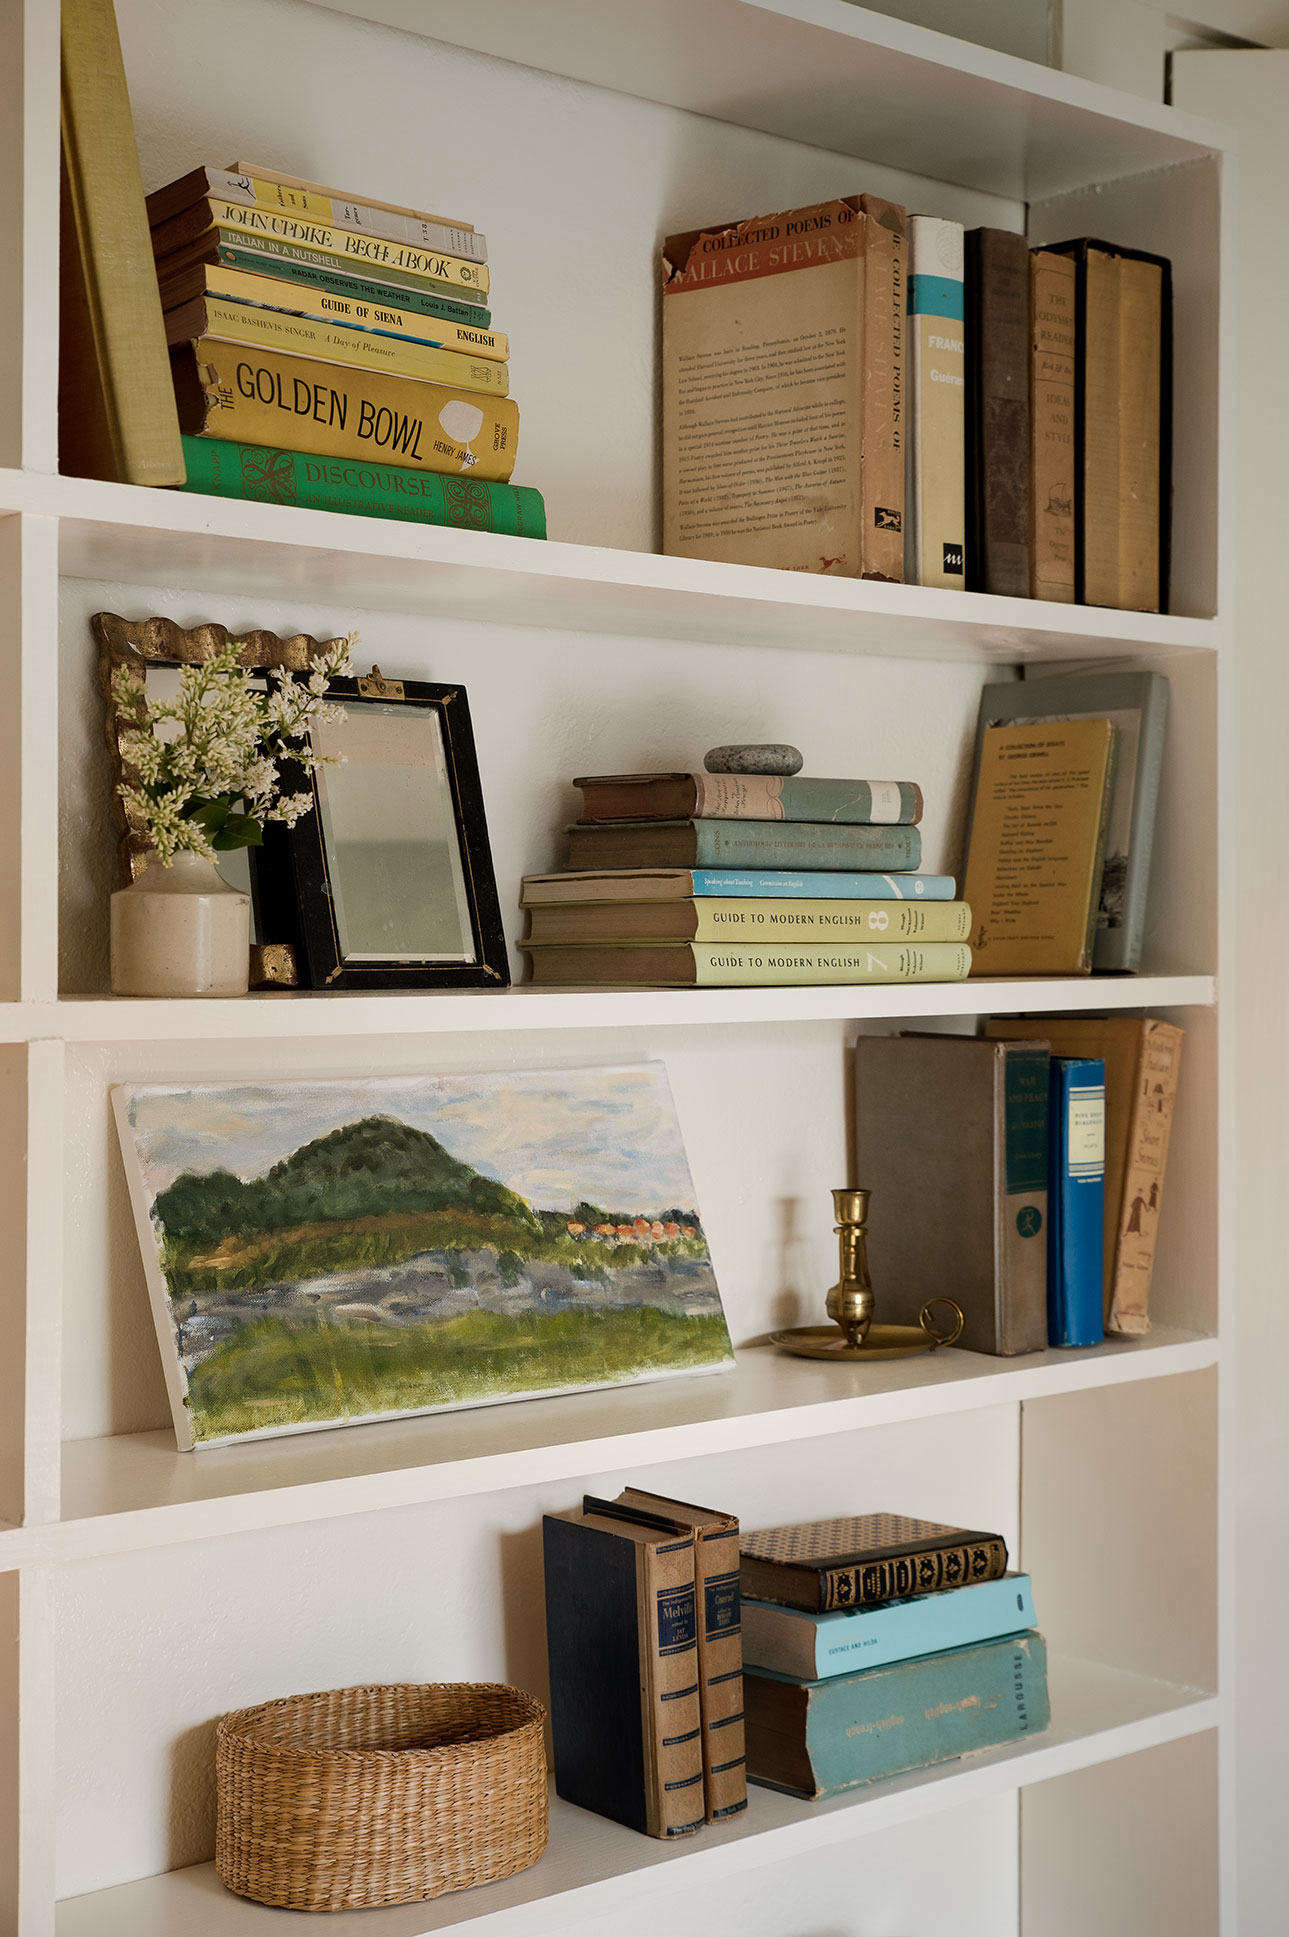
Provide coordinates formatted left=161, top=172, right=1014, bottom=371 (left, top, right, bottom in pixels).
left=692, top=822, right=921, bottom=871
left=154, top=166, right=486, bottom=261
left=686, top=941, right=971, bottom=987
left=859, top=194, right=906, bottom=581
left=740, top=1573, right=1036, bottom=1679
left=1109, top=1020, right=1183, bottom=1335
left=689, top=870, right=955, bottom=899
left=745, top=1632, right=1049, bottom=1798
left=207, top=240, right=491, bottom=322
left=171, top=340, right=520, bottom=483
left=905, top=216, right=965, bottom=589
left=170, top=264, right=508, bottom=359
left=1029, top=249, right=1077, bottom=601
left=689, top=899, right=970, bottom=942
left=1048, top=1058, right=1106, bottom=1348
left=179, top=437, right=547, bottom=539
left=964, top=228, right=1031, bottom=597
left=694, top=1525, right=747, bottom=1822
left=153, top=197, right=491, bottom=294
left=181, top=296, right=509, bottom=395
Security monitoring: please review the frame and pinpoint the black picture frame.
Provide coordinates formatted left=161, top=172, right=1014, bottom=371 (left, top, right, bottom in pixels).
left=256, top=672, right=509, bottom=991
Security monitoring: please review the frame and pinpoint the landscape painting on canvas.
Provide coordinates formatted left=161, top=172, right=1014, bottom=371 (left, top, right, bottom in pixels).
left=112, top=1065, right=733, bottom=1450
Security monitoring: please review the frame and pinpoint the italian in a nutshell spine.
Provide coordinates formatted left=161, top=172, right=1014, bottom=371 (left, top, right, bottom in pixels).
left=542, top=1505, right=705, bottom=1839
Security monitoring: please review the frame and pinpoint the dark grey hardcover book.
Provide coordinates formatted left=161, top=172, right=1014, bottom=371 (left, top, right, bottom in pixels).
left=542, top=1506, right=705, bottom=1840
left=854, top=1034, right=1050, bottom=1356
left=975, top=670, right=1169, bottom=972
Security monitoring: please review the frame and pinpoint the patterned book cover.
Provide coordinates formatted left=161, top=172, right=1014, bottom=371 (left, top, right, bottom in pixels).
left=740, top=1513, right=1008, bottom=1613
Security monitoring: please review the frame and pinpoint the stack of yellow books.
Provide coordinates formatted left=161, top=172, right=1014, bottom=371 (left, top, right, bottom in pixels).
left=147, top=162, right=544, bottom=536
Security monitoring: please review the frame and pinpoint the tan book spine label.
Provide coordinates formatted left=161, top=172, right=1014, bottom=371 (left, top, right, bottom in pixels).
left=1081, top=250, right=1122, bottom=607
left=859, top=195, right=906, bottom=581
left=1029, top=251, right=1077, bottom=601
left=1109, top=1021, right=1183, bottom=1333
left=176, top=338, right=519, bottom=482
left=640, top=1538, right=705, bottom=1837
left=1115, top=256, right=1164, bottom=613
left=694, top=1526, right=747, bottom=1821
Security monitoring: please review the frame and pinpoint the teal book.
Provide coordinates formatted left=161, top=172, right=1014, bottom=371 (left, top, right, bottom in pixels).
left=741, top=1573, right=1036, bottom=1679
left=1048, top=1057, right=1106, bottom=1347
left=745, top=1631, right=1050, bottom=1798
left=566, top=820, right=922, bottom=874
left=209, top=234, right=491, bottom=312
left=180, top=437, right=546, bottom=539
left=690, top=870, right=952, bottom=899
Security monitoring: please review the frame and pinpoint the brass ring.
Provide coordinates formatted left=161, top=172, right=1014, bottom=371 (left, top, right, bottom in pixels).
left=918, top=1297, right=965, bottom=1348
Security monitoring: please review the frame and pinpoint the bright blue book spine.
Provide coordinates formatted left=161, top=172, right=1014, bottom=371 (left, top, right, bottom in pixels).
left=687, top=871, right=952, bottom=899
left=746, top=1632, right=1049, bottom=1798
left=742, top=1574, right=1035, bottom=1678
left=1048, top=1057, right=1106, bottom=1347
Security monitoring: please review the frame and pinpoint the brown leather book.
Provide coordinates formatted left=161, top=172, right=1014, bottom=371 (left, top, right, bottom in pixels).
left=854, top=1033, right=1051, bottom=1355
left=985, top=1016, right=1184, bottom=1334
left=965, top=228, right=1032, bottom=597
left=1029, top=250, right=1077, bottom=600
left=617, top=1489, right=747, bottom=1823
left=740, top=1513, right=1008, bottom=1613
left=1046, top=238, right=1171, bottom=612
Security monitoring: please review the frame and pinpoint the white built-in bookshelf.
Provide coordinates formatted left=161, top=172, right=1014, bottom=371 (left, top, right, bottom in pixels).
left=0, top=2, right=1231, bottom=1933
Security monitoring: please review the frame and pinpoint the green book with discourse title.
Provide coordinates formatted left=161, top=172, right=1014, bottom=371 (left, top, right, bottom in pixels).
left=180, top=438, right=546, bottom=539
left=157, top=229, right=491, bottom=312
left=565, top=820, right=922, bottom=873
left=744, top=1632, right=1050, bottom=1798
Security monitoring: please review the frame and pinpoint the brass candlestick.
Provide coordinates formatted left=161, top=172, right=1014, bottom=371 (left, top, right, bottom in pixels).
left=825, top=1188, right=876, bottom=1348
left=772, top=1186, right=964, bottom=1362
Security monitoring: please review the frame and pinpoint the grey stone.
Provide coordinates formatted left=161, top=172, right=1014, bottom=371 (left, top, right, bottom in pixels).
left=704, top=742, right=803, bottom=776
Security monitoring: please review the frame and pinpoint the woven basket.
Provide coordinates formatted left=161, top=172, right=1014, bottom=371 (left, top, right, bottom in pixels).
left=215, top=1682, right=548, bottom=1912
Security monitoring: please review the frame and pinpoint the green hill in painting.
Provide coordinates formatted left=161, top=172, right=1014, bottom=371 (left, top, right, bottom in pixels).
left=155, top=1115, right=540, bottom=1250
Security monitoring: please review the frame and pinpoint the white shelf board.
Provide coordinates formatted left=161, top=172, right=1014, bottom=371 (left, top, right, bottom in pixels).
left=0, top=974, right=1216, bottom=1043
left=55, top=1655, right=1218, bottom=1937
left=0, top=468, right=1222, bottom=661
left=313, top=0, right=1230, bottom=203
left=0, top=1327, right=1215, bottom=1570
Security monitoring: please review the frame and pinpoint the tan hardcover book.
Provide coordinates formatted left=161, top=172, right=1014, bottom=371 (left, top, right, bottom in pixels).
left=59, top=0, right=184, bottom=484
left=662, top=195, right=904, bottom=576
left=985, top=1016, right=1184, bottom=1333
left=616, top=1489, right=747, bottom=1823
left=1029, top=250, right=1077, bottom=601
left=962, top=717, right=1117, bottom=976
left=854, top=1034, right=1050, bottom=1356
left=859, top=194, right=907, bottom=581
left=740, top=1513, right=1009, bottom=1613
left=170, top=338, right=519, bottom=482
left=522, top=899, right=971, bottom=945
left=543, top=1503, right=705, bottom=1839
left=905, top=215, right=966, bottom=588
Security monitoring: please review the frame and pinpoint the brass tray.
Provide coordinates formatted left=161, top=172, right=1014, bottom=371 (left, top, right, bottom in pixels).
left=772, top=1298, right=964, bottom=1362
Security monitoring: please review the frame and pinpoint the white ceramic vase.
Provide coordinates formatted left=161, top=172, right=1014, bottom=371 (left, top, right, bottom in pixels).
left=110, top=851, right=251, bottom=997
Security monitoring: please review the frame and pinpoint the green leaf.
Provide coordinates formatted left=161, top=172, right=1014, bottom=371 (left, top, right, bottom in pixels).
left=187, top=797, right=232, bottom=832
left=211, top=815, right=264, bottom=852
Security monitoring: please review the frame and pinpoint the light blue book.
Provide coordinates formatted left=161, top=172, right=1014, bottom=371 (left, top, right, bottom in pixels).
left=741, top=1573, right=1035, bottom=1680
left=689, top=870, right=955, bottom=900
left=745, top=1631, right=1050, bottom=1798
left=1048, top=1057, right=1106, bottom=1347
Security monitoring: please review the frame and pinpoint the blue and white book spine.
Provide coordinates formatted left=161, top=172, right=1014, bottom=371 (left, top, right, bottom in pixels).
left=689, top=871, right=955, bottom=900
left=741, top=1573, right=1035, bottom=1679
left=1048, top=1056, right=1106, bottom=1347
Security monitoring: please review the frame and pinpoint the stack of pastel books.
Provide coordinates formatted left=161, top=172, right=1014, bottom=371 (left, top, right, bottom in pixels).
left=739, top=1513, right=1050, bottom=1798
left=147, top=161, right=546, bottom=537
left=520, top=766, right=972, bottom=986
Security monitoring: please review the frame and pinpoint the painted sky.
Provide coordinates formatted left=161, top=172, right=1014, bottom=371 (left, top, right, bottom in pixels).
left=119, top=1065, right=702, bottom=1214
